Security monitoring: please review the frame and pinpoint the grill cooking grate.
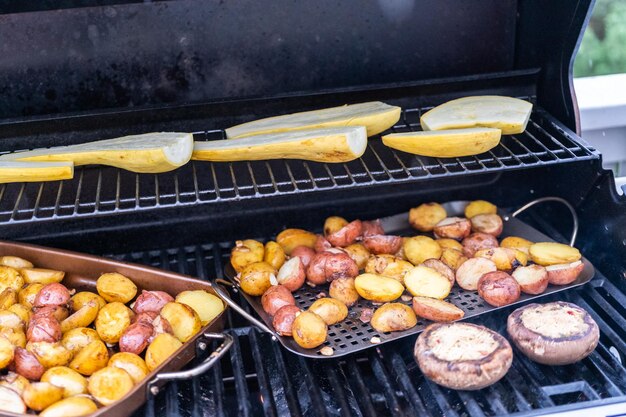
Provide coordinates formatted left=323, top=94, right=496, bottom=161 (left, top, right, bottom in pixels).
left=0, top=103, right=596, bottom=224
left=111, top=241, right=626, bottom=417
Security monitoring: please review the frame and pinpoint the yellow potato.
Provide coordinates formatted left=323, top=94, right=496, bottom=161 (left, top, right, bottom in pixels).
left=529, top=242, right=582, bottom=266
left=8, top=303, right=30, bottom=325
left=145, top=333, right=183, bottom=371
left=364, top=255, right=413, bottom=283
left=95, top=302, right=133, bottom=344
left=39, top=396, right=98, bottom=417
left=0, top=337, right=14, bottom=368
left=96, top=272, right=138, bottom=304
left=23, top=381, right=64, bottom=411
left=88, top=366, right=134, bottom=406
left=404, top=266, right=452, bottom=299
left=0, top=327, right=26, bottom=348
left=354, top=273, right=404, bottom=302
left=276, top=229, right=317, bottom=255
left=230, top=239, right=265, bottom=273
left=0, top=385, right=26, bottom=413
left=160, top=302, right=202, bottom=343
left=20, top=268, right=64, bottom=285
left=0, top=267, right=23, bottom=294
left=239, top=262, right=275, bottom=296
left=475, top=247, right=520, bottom=270
left=61, top=300, right=99, bottom=333
left=436, top=238, right=464, bottom=251
left=500, top=236, right=533, bottom=254
left=264, top=241, right=286, bottom=270
left=69, top=340, right=109, bottom=376
left=61, top=327, right=100, bottom=356
left=409, top=203, right=447, bottom=232
left=0, top=288, right=17, bottom=310
left=403, top=236, right=442, bottom=265
left=27, top=341, right=73, bottom=368
left=440, top=248, right=468, bottom=271
left=19, top=283, right=44, bottom=309
left=108, top=352, right=149, bottom=384
left=308, top=298, right=348, bottom=325
left=0, top=372, right=29, bottom=396
left=291, top=311, right=327, bottom=349
left=328, top=277, right=360, bottom=307
left=0, top=310, right=23, bottom=330
left=175, top=290, right=224, bottom=326
left=464, top=200, right=497, bottom=218
left=0, top=256, right=33, bottom=269
left=41, top=366, right=88, bottom=397
left=324, top=216, right=348, bottom=235
left=343, top=243, right=370, bottom=270
left=70, top=291, right=106, bottom=312
left=370, top=303, right=417, bottom=333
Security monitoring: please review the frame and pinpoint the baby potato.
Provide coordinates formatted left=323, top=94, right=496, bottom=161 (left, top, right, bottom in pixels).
left=264, top=241, right=286, bottom=270
left=27, top=341, right=72, bottom=368
left=464, top=200, right=497, bottom=218
left=354, top=273, right=404, bottom=302
left=546, top=261, right=585, bottom=285
left=13, top=347, right=45, bottom=380
left=118, top=321, right=153, bottom=355
left=0, top=288, right=17, bottom=310
left=343, top=243, right=370, bottom=270
left=404, top=266, right=452, bottom=300
left=290, top=246, right=316, bottom=268
left=421, top=259, right=455, bottom=286
left=409, top=202, right=447, bottom=232
left=108, top=352, right=149, bottom=384
left=308, top=298, right=348, bottom=325
left=88, top=366, right=134, bottom=406
left=0, top=310, right=23, bottom=329
left=365, top=255, right=413, bottom=283
left=23, top=381, right=64, bottom=411
left=70, top=291, right=106, bottom=312
left=326, top=220, right=363, bottom=247
left=276, top=257, right=306, bottom=292
left=20, top=268, right=64, bottom=285
left=324, top=216, right=348, bottom=236
left=412, top=297, right=465, bottom=322
left=0, top=327, right=26, bottom=348
left=96, top=272, right=138, bottom=304
left=370, top=303, right=417, bottom=333
left=95, top=302, right=133, bottom=344
left=276, top=229, right=317, bottom=255
left=132, top=290, right=174, bottom=314
left=512, top=264, right=549, bottom=294
left=306, top=252, right=359, bottom=285
left=329, top=277, right=360, bottom=307
left=239, top=262, right=275, bottom=296
left=261, top=285, right=295, bottom=316
left=362, top=235, right=403, bottom=255
left=175, top=290, right=225, bottom=326
left=27, top=316, right=61, bottom=343
left=292, top=311, right=327, bottom=349
left=314, top=235, right=332, bottom=253
left=477, top=271, right=521, bottom=307
left=462, top=232, right=499, bottom=257
left=69, top=340, right=108, bottom=376
left=41, top=366, right=88, bottom=397
left=39, top=396, right=98, bottom=417
left=436, top=238, right=463, bottom=251
left=500, top=236, right=533, bottom=255
left=470, top=214, right=504, bottom=237
left=160, top=302, right=202, bottom=343
left=529, top=242, right=582, bottom=266
left=0, top=266, right=23, bottom=293
left=61, top=327, right=100, bottom=357
left=440, top=248, right=468, bottom=271
left=475, top=247, right=521, bottom=271
left=403, top=236, right=442, bottom=265
left=0, top=336, right=13, bottom=368
left=32, top=305, right=69, bottom=323
left=0, top=372, right=30, bottom=396
left=145, top=333, right=183, bottom=371
left=0, top=385, right=26, bottom=414
left=272, top=305, right=300, bottom=336
left=230, top=239, right=265, bottom=273
left=62, top=302, right=100, bottom=334
left=362, top=219, right=385, bottom=237
left=19, top=283, right=44, bottom=309
left=34, top=283, right=71, bottom=308
left=455, top=257, right=498, bottom=290
left=9, top=303, right=30, bottom=325
left=0, top=256, right=33, bottom=269
left=433, top=217, right=472, bottom=240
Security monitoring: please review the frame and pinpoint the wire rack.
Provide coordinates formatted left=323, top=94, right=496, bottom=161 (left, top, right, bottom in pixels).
left=0, top=104, right=598, bottom=224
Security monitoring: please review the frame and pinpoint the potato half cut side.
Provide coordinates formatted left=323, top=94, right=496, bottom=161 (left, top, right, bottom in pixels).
left=414, top=322, right=513, bottom=390
left=225, top=101, right=401, bottom=138
left=420, top=96, right=533, bottom=134
left=0, top=161, right=74, bottom=184
left=507, top=301, right=599, bottom=365
left=193, top=127, right=367, bottom=163
left=412, top=297, right=464, bottom=322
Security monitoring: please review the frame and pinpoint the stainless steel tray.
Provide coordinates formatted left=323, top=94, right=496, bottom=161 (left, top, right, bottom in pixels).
left=215, top=197, right=594, bottom=359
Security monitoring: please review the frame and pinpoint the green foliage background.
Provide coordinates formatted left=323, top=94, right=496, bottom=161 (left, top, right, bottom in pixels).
left=574, top=0, right=626, bottom=77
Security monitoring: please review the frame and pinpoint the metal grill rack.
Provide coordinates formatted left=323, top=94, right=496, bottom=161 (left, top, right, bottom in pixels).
left=0, top=104, right=597, bottom=225
left=110, top=241, right=626, bottom=417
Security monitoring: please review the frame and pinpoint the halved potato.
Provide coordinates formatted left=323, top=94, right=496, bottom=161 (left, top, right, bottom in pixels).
left=96, top=272, right=138, bottom=304
left=343, top=243, right=370, bottom=270
left=39, top=396, right=98, bottom=417
left=108, top=352, right=149, bottom=384
left=0, top=256, right=33, bottom=269
left=436, top=238, right=463, bottom=251
left=0, top=372, right=30, bottom=396
left=276, top=229, right=317, bottom=255
left=0, top=385, right=26, bottom=414
left=404, top=266, right=452, bottom=299
left=512, top=265, right=549, bottom=294
left=440, top=248, right=468, bottom=271
left=403, top=236, right=442, bottom=265
left=88, top=366, right=134, bottom=406
left=160, top=302, right=202, bottom=343
left=0, top=266, right=23, bottom=293
left=176, top=290, right=225, bottom=326
left=0, top=288, right=17, bottom=310
left=354, top=273, right=404, bottom=302
left=477, top=271, right=521, bottom=307
left=370, top=303, right=417, bottom=333
left=462, top=232, right=499, bottom=257
left=529, top=242, right=582, bottom=266
left=464, top=200, right=498, bottom=219
left=325, top=219, right=362, bottom=247
left=412, top=297, right=465, bottom=322
left=308, top=298, right=348, bottom=325
left=27, top=341, right=72, bottom=368
left=470, top=214, right=503, bottom=237
left=546, top=261, right=584, bottom=285
left=362, top=235, right=403, bottom=255
left=276, top=257, right=306, bottom=292
left=95, top=302, right=133, bottom=344
left=475, top=247, right=521, bottom=271
left=20, top=268, right=64, bottom=285
left=19, top=283, right=44, bottom=309
left=23, top=382, right=64, bottom=411
left=41, top=366, right=88, bottom=398
left=409, top=203, right=447, bottom=232
left=8, top=304, right=30, bottom=325
left=500, top=236, right=533, bottom=255
left=230, top=239, right=264, bottom=273
left=433, top=217, right=471, bottom=240
left=455, top=258, right=497, bottom=291
left=328, top=277, right=360, bottom=307
left=421, top=259, right=455, bottom=286
left=145, top=333, right=183, bottom=371
left=61, top=300, right=99, bottom=333
left=365, top=255, right=413, bottom=283
left=0, top=337, right=14, bottom=368
left=61, top=327, right=100, bottom=356
left=13, top=347, right=45, bottom=380
left=69, top=340, right=109, bottom=376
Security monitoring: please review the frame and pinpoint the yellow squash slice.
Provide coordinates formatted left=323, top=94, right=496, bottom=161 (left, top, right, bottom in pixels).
left=382, top=127, right=501, bottom=158
left=193, top=127, right=367, bottom=163
left=0, top=161, right=74, bottom=183
left=0, top=132, right=193, bottom=173
left=225, top=101, right=400, bottom=138
left=421, top=96, right=533, bottom=135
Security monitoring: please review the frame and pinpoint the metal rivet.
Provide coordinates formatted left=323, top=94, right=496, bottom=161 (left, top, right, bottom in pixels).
left=198, top=341, right=207, bottom=350
left=150, top=386, right=159, bottom=396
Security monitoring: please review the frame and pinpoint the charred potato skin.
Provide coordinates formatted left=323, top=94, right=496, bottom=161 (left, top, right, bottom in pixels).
left=328, top=277, right=360, bottom=307
left=308, top=298, right=348, bottom=325
left=261, top=285, right=296, bottom=316
left=462, top=233, right=499, bottom=257
left=272, top=305, right=301, bottom=336
left=230, top=239, right=264, bottom=273
left=370, top=303, right=417, bottom=333
left=477, top=271, right=521, bottom=307
left=325, top=219, right=363, bottom=247
left=433, top=217, right=472, bottom=240
left=291, top=311, right=327, bottom=349
left=414, top=323, right=513, bottom=391
left=409, top=203, right=447, bottom=232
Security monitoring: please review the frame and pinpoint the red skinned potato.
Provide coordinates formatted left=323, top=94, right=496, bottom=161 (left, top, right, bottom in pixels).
left=13, top=347, right=45, bottom=381
left=261, top=285, right=295, bottom=316
left=33, top=283, right=71, bottom=308
left=32, top=305, right=69, bottom=322
left=27, top=316, right=61, bottom=343
left=272, top=305, right=300, bottom=336
left=133, top=290, right=175, bottom=314
left=314, top=235, right=332, bottom=253
left=477, top=271, right=521, bottom=307
left=512, top=265, right=549, bottom=294
left=326, top=220, right=363, bottom=247
left=362, top=235, right=403, bottom=255
left=421, top=259, right=455, bottom=287
left=133, top=311, right=159, bottom=324
left=361, top=220, right=385, bottom=237
left=276, top=257, right=306, bottom=292
left=150, top=315, right=173, bottom=341
left=119, top=321, right=153, bottom=355
left=306, top=252, right=358, bottom=285
left=290, top=246, right=316, bottom=268
left=412, top=297, right=465, bottom=322
left=462, top=233, right=499, bottom=257
left=470, top=214, right=503, bottom=237
left=546, top=261, right=584, bottom=285
left=455, top=258, right=497, bottom=291
left=433, top=217, right=471, bottom=240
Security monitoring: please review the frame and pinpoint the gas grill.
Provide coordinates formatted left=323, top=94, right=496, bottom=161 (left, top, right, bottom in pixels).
left=2, top=0, right=626, bottom=416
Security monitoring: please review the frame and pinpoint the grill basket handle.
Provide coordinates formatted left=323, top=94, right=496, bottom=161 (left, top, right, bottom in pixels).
left=506, top=196, right=578, bottom=246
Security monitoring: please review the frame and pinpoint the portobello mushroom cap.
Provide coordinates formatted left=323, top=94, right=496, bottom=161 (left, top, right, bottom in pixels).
left=507, top=301, right=599, bottom=365
left=414, top=322, right=513, bottom=390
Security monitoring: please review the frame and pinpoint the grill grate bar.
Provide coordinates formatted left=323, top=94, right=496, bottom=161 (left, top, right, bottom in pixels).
left=343, top=358, right=379, bottom=417
left=248, top=330, right=278, bottom=417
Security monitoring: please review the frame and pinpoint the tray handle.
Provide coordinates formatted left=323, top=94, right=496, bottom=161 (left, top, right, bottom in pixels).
left=506, top=196, right=578, bottom=246
left=213, top=279, right=277, bottom=338
left=146, top=332, right=233, bottom=396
